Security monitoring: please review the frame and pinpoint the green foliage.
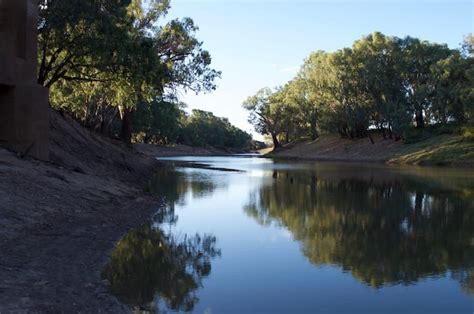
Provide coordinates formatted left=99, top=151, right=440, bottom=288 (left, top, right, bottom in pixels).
left=38, top=0, right=132, bottom=87
left=404, top=123, right=464, bottom=144
left=244, top=32, right=473, bottom=146
left=179, top=110, right=252, bottom=148
left=243, top=88, right=289, bottom=148
left=396, top=135, right=474, bottom=165
left=40, top=0, right=221, bottom=144
left=132, top=104, right=252, bottom=148
left=133, top=98, right=185, bottom=144
left=461, top=125, right=474, bottom=141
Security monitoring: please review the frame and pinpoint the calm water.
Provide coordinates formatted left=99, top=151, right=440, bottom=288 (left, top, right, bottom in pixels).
left=104, top=157, right=474, bottom=313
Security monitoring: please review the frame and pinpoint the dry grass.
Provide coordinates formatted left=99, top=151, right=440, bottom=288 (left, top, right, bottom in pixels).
left=391, top=135, right=474, bottom=165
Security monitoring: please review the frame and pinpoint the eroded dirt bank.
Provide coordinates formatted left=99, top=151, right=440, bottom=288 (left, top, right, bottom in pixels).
left=0, top=110, right=162, bottom=312
left=267, top=133, right=474, bottom=167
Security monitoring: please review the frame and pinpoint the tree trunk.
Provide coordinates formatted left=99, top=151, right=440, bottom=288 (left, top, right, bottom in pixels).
left=310, top=115, right=318, bottom=140
left=366, top=130, right=374, bottom=144
left=414, top=191, right=424, bottom=212
left=120, top=109, right=133, bottom=145
left=271, top=133, right=281, bottom=149
left=415, top=110, right=424, bottom=129
left=380, top=123, right=386, bottom=140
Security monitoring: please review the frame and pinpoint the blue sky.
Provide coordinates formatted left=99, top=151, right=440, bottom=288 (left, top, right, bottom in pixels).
left=167, top=0, right=473, bottom=140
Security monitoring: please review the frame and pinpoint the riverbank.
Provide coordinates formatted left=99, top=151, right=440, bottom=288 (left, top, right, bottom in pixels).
left=0, top=110, right=164, bottom=312
left=135, top=142, right=234, bottom=158
left=0, top=109, right=256, bottom=311
left=267, top=133, right=474, bottom=167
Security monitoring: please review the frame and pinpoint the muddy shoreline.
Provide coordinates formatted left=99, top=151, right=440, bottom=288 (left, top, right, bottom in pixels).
left=0, top=111, right=194, bottom=312
left=0, top=147, right=164, bottom=312
left=0, top=108, right=245, bottom=312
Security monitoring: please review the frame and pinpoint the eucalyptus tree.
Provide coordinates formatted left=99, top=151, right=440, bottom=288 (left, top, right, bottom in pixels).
left=399, top=37, right=453, bottom=128
left=42, top=0, right=132, bottom=132
left=41, top=0, right=220, bottom=144
left=111, top=3, right=220, bottom=143
left=462, top=35, right=474, bottom=122
left=133, top=97, right=185, bottom=144
left=268, top=87, right=299, bottom=144
left=243, top=88, right=287, bottom=148
left=351, top=32, right=410, bottom=139
left=179, top=110, right=252, bottom=148
left=244, top=32, right=471, bottom=145
left=430, top=51, right=473, bottom=124
left=286, top=51, right=333, bottom=140
left=37, top=0, right=131, bottom=88
left=280, top=80, right=311, bottom=140
left=461, top=34, right=473, bottom=58
left=326, top=48, right=374, bottom=140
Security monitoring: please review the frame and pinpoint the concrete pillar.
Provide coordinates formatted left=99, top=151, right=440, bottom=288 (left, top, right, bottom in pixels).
left=0, top=0, right=49, bottom=161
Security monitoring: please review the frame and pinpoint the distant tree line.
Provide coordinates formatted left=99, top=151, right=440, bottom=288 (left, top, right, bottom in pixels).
left=244, top=32, right=474, bottom=148
left=133, top=101, right=252, bottom=148
left=37, top=0, right=250, bottom=148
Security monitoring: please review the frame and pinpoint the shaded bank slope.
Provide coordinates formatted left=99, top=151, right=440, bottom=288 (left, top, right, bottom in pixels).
left=267, top=133, right=474, bottom=167
left=0, top=110, right=161, bottom=312
left=49, top=110, right=157, bottom=181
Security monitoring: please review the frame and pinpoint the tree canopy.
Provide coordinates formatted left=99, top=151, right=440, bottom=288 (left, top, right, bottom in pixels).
left=244, top=32, right=473, bottom=147
left=39, top=0, right=231, bottom=145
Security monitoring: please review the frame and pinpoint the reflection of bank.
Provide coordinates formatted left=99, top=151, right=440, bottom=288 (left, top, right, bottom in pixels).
left=103, top=225, right=220, bottom=312
left=245, top=168, right=474, bottom=290
left=0, top=0, right=49, bottom=161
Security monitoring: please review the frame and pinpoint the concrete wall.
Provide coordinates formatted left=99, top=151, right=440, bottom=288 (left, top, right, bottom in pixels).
left=0, top=0, right=49, bottom=161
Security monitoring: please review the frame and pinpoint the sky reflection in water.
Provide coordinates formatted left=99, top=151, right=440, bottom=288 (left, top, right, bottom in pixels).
left=106, top=157, right=474, bottom=313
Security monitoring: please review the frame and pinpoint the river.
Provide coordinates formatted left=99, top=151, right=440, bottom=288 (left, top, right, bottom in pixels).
left=104, top=156, right=474, bottom=313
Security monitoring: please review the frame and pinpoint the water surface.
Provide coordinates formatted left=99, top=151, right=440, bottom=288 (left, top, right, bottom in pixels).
left=105, top=157, right=474, bottom=313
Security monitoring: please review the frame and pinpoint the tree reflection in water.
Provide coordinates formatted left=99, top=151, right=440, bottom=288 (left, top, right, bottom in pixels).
left=103, top=225, right=220, bottom=312
left=146, top=167, right=219, bottom=205
left=245, top=169, right=474, bottom=289
left=104, top=167, right=222, bottom=312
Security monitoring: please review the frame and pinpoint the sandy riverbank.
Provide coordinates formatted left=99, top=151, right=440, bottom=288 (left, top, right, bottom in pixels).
left=266, top=133, right=474, bottom=167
